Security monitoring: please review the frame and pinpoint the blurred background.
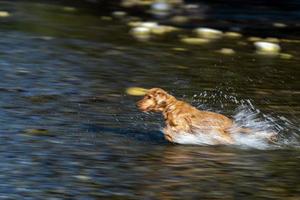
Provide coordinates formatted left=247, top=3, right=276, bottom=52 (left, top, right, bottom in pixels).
left=0, top=0, right=299, bottom=199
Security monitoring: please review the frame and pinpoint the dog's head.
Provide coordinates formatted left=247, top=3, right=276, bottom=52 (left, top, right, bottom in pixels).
left=137, top=88, right=173, bottom=112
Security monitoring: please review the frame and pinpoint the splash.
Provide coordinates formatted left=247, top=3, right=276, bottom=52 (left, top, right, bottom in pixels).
left=170, top=128, right=276, bottom=149
left=230, top=104, right=299, bottom=149
left=169, top=91, right=300, bottom=149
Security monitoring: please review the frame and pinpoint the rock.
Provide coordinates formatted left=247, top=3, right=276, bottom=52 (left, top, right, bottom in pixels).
left=254, top=42, right=281, bottom=55
left=136, top=0, right=155, bottom=6
left=23, top=129, right=52, bottom=136
left=139, top=22, right=158, bottom=28
left=121, top=0, right=155, bottom=7
left=280, top=39, right=300, bottom=43
left=172, top=47, right=187, bottom=51
left=247, top=37, right=262, bottom=42
left=248, top=37, right=279, bottom=43
left=112, top=11, right=127, bottom=18
left=170, top=15, right=189, bottom=25
left=217, top=48, right=235, bottom=55
left=127, top=16, right=141, bottom=22
left=150, top=25, right=177, bottom=35
left=126, top=87, right=148, bottom=96
left=16, top=68, right=30, bottom=75
left=224, top=32, right=242, bottom=38
left=168, top=0, right=184, bottom=5
left=130, top=22, right=176, bottom=39
left=273, top=22, right=287, bottom=28
left=151, top=1, right=171, bottom=16
left=265, top=37, right=280, bottom=43
left=127, top=21, right=142, bottom=27
left=175, top=65, right=189, bottom=69
left=0, top=11, right=10, bottom=17
left=100, top=16, right=112, bottom=21
left=39, top=36, right=54, bottom=40
left=184, top=4, right=199, bottom=9
left=181, top=37, right=210, bottom=45
left=121, top=0, right=136, bottom=7
left=63, top=7, right=76, bottom=12
left=195, top=28, right=223, bottom=39
left=74, top=175, right=91, bottom=181
left=237, top=41, right=247, bottom=46
left=279, top=53, right=293, bottom=59
left=130, top=26, right=151, bottom=41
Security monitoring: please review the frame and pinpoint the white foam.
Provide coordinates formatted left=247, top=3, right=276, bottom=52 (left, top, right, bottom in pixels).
left=166, top=99, right=299, bottom=149
left=170, top=129, right=274, bottom=149
left=231, top=131, right=273, bottom=149
left=172, top=131, right=220, bottom=145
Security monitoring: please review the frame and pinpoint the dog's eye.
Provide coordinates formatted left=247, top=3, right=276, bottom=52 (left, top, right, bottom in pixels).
left=145, top=95, right=151, bottom=99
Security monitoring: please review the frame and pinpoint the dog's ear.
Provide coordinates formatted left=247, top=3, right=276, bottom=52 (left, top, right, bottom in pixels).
left=155, top=91, right=168, bottom=107
left=159, top=100, right=167, bottom=108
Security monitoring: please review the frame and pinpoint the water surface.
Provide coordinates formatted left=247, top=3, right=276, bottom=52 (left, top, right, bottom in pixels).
left=0, top=1, right=299, bottom=199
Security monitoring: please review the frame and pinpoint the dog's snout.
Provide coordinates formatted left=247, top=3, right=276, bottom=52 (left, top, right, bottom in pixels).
left=136, top=99, right=144, bottom=109
left=137, top=98, right=151, bottom=112
left=136, top=99, right=142, bottom=105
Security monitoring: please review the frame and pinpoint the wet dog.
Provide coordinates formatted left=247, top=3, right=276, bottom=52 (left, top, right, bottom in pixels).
left=137, top=88, right=277, bottom=144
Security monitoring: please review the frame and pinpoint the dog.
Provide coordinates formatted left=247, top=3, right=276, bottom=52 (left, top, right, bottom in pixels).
left=137, top=88, right=277, bottom=144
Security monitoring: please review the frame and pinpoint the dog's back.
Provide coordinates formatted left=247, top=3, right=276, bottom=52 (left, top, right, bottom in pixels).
left=164, top=100, right=233, bottom=133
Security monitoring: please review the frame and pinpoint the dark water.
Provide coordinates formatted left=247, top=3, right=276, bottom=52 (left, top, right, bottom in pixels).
left=0, top=1, right=300, bottom=199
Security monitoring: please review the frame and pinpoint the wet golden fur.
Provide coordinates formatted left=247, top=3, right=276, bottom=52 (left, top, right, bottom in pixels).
left=137, top=88, right=276, bottom=144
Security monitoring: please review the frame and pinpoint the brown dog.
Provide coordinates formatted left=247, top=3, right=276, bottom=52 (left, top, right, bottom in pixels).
left=137, top=88, right=276, bottom=144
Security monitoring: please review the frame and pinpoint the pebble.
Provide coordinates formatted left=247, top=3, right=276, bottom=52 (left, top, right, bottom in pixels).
left=265, top=37, right=280, bottom=43
left=63, top=7, right=76, bottom=12
left=279, top=53, right=293, bottom=59
left=175, top=65, right=189, bottom=69
left=121, top=0, right=136, bottom=7
left=170, top=15, right=189, bottom=25
left=23, top=129, right=52, bottom=136
left=100, top=16, right=112, bottom=21
left=184, top=4, right=199, bottom=9
left=181, top=37, right=210, bottom=45
left=172, top=47, right=187, bottom=51
left=122, top=0, right=179, bottom=8
left=121, top=0, right=150, bottom=7
left=150, top=25, right=177, bottom=35
left=34, top=36, right=54, bottom=40
left=127, top=21, right=142, bottom=27
left=248, top=37, right=280, bottom=44
left=224, top=32, right=242, bottom=38
left=195, top=28, right=223, bottom=39
left=168, top=0, right=184, bottom=5
left=126, top=87, right=148, bottom=96
left=127, top=16, right=141, bottom=22
left=139, top=22, right=158, bottom=28
left=16, top=68, right=30, bottom=75
left=130, top=26, right=151, bottom=40
left=217, top=48, right=235, bottom=55
left=254, top=41, right=281, bottom=55
left=237, top=41, right=247, bottom=46
left=134, top=0, right=154, bottom=6
left=0, top=11, right=10, bottom=17
left=74, top=175, right=91, bottom=181
left=247, top=37, right=262, bottom=42
left=273, top=22, right=287, bottom=28
left=280, top=39, right=300, bottom=43
left=130, top=22, right=176, bottom=40
left=151, top=1, right=171, bottom=16
left=112, top=11, right=127, bottom=18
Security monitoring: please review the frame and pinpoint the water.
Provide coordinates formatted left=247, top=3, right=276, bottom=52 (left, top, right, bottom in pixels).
left=0, top=1, right=300, bottom=199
